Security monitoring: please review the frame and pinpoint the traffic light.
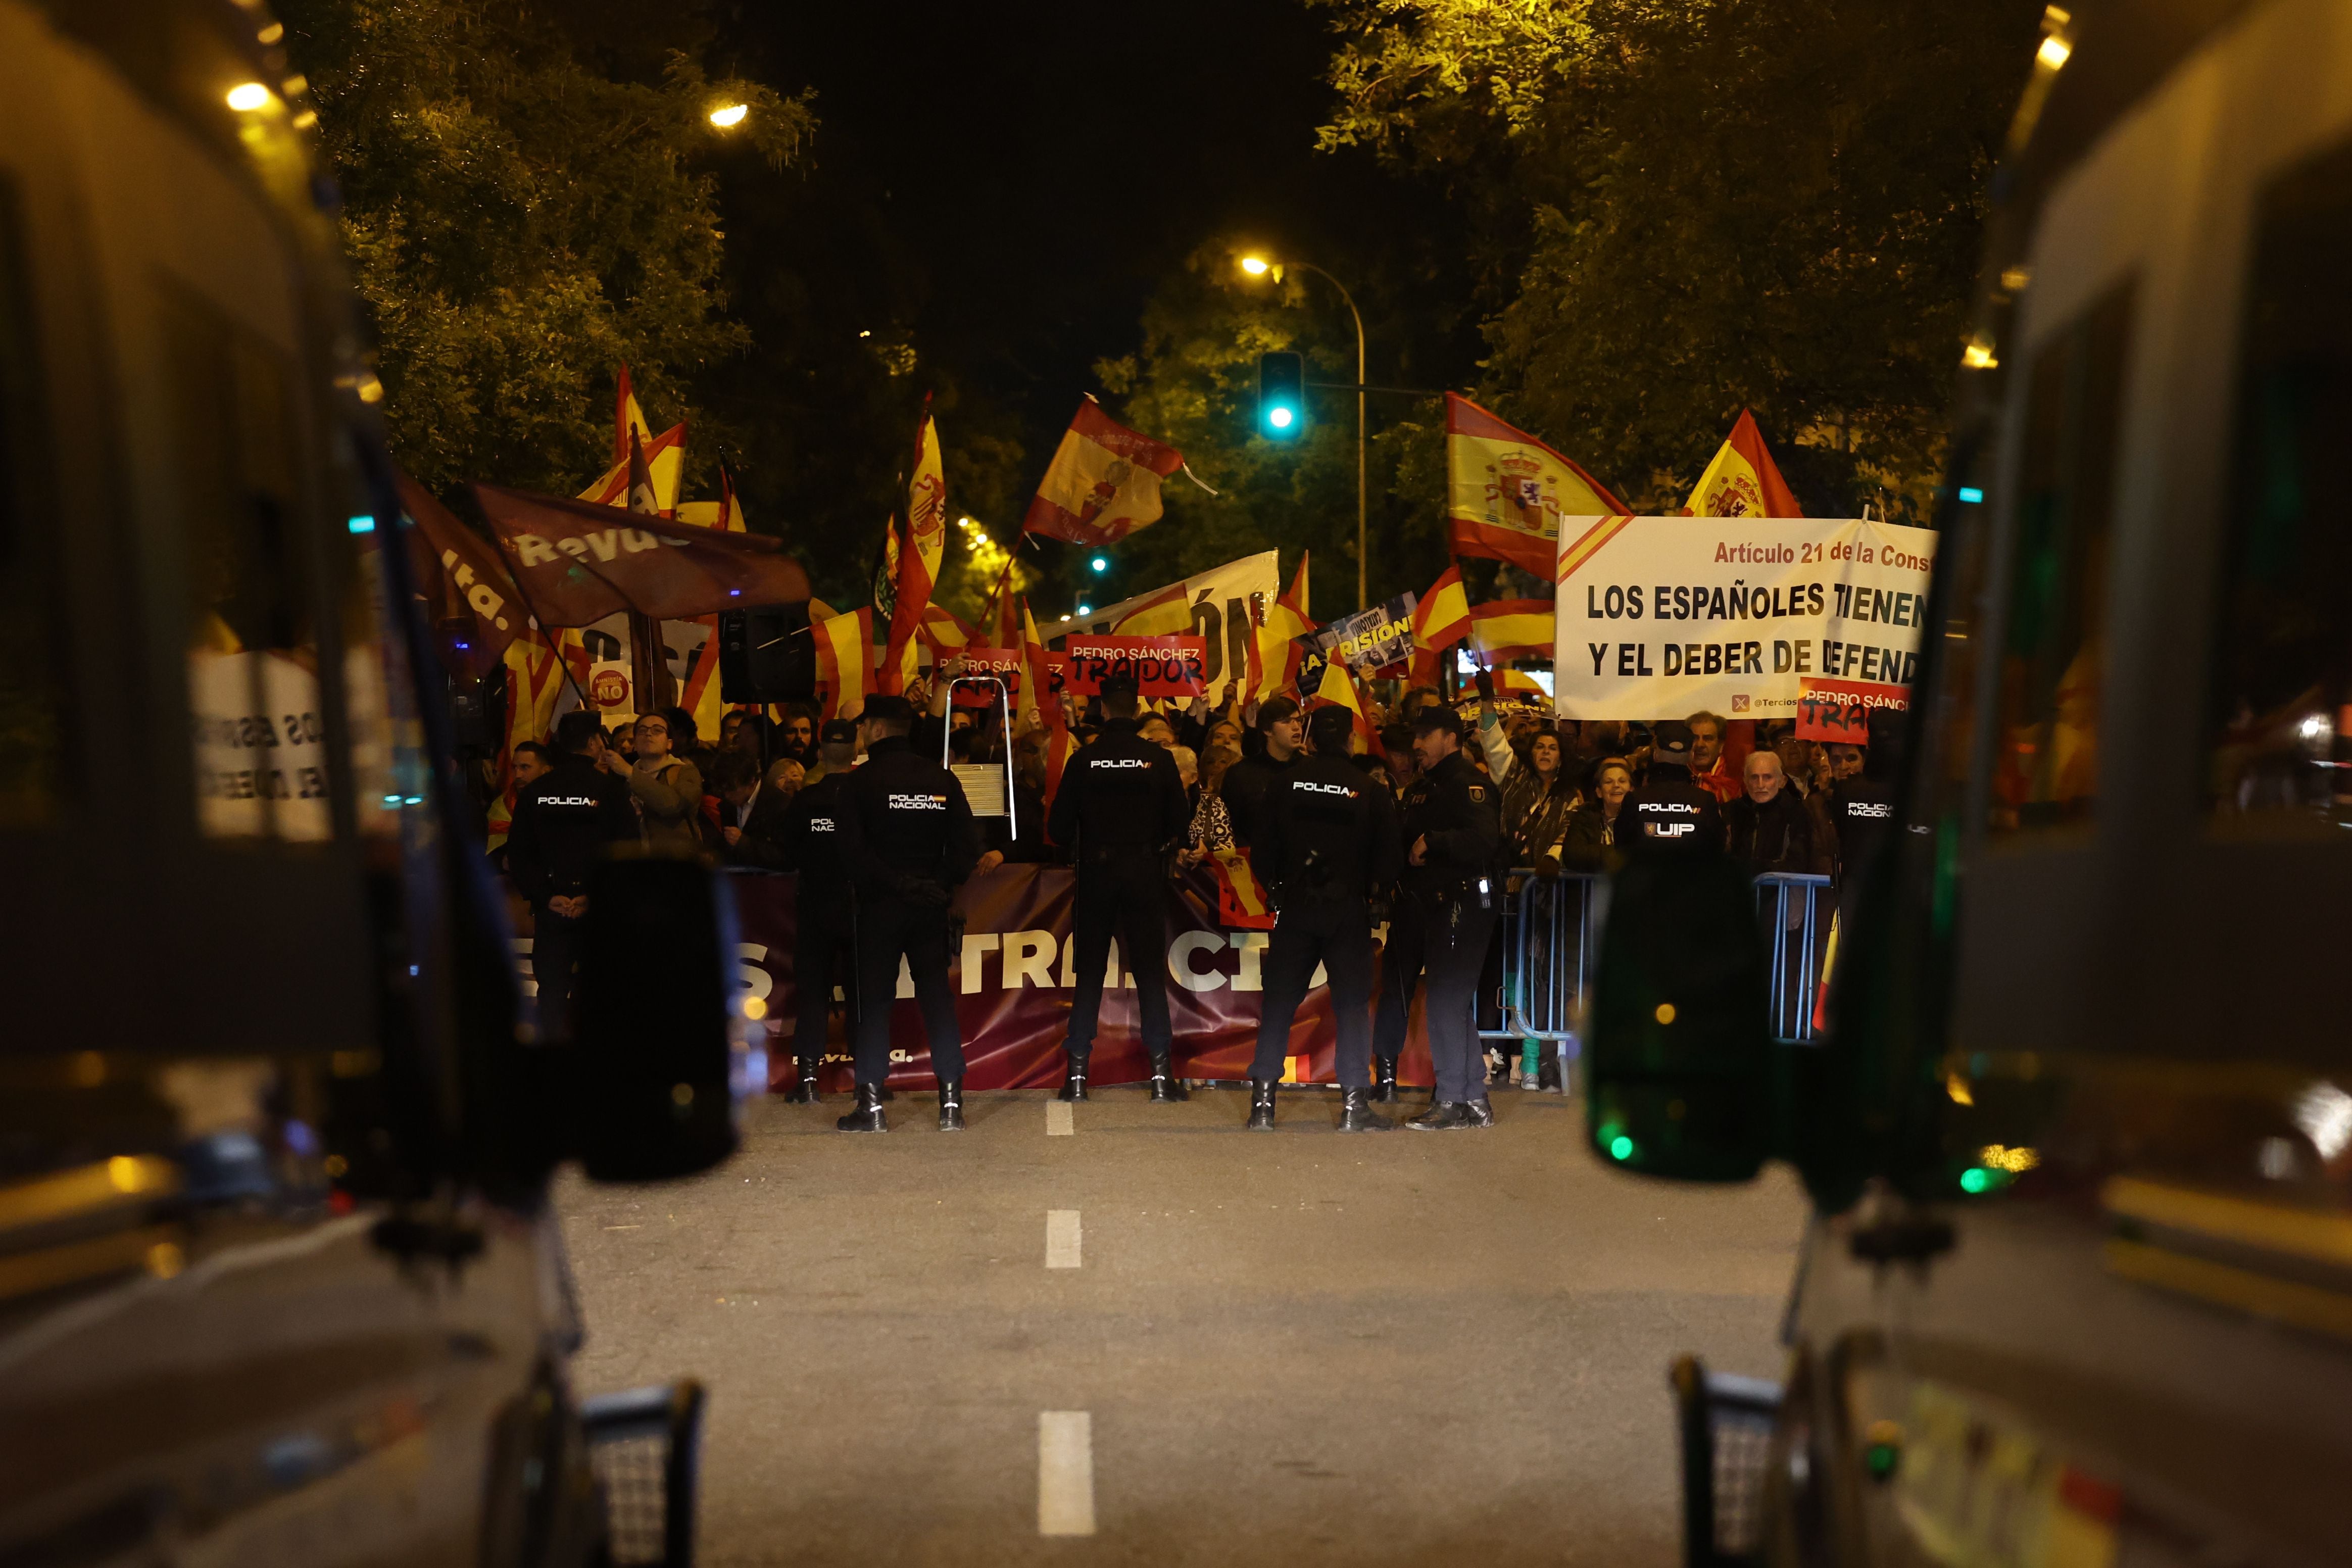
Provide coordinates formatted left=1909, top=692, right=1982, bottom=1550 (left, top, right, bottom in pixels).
left=1257, top=351, right=1304, bottom=439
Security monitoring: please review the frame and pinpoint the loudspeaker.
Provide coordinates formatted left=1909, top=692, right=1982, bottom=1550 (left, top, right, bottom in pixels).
left=719, top=603, right=815, bottom=703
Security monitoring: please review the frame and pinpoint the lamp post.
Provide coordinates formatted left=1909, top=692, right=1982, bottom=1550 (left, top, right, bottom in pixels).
left=1242, top=255, right=1367, bottom=609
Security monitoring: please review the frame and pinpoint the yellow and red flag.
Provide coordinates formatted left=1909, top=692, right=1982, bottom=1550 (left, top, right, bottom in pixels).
left=1311, top=657, right=1383, bottom=759
left=1684, top=409, right=1803, bottom=517
left=884, top=402, right=950, bottom=692
left=1211, top=847, right=1276, bottom=930
left=812, top=606, right=876, bottom=721
left=1109, top=579, right=1194, bottom=638
left=579, top=368, right=687, bottom=513
left=918, top=603, right=974, bottom=662
left=1445, top=393, right=1625, bottom=577
left=983, top=557, right=1021, bottom=650
left=1468, top=598, right=1554, bottom=664
left=1245, top=552, right=1316, bottom=703
left=1021, top=397, right=1186, bottom=547
left=1019, top=598, right=1078, bottom=804
left=672, top=465, right=748, bottom=743
left=1409, top=562, right=1472, bottom=684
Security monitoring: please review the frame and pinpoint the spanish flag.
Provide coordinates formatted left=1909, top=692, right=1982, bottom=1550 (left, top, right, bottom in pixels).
left=1410, top=563, right=1472, bottom=684
left=1021, top=396, right=1186, bottom=547
left=671, top=464, right=747, bottom=744
left=1312, top=657, right=1383, bottom=759
left=578, top=367, right=687, bottom=513
left=885, top=401, right=951, bottom=692
left=1445, top=393, right=1625, bottom=577
left=1246, top=552, right=1316, bottom=703
left=813, top=606, right=875, bottom=721
left=1020, top=598, right=1078, bottom=804
left=1212, top=847, right=1277, bottom=930
left=1684, top=410, right=1803, bottom=518
left=1109, top=579, right=1194, bottom=638
left=1469, top=598, right=1554, bottom=664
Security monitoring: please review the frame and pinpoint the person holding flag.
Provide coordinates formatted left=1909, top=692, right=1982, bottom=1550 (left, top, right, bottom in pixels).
left=1044, top=671, right=1192, bottom=1104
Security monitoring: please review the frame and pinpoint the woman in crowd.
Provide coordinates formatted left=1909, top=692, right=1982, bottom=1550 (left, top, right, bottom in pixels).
left=1503, top=729, right=1581, bottom=867
left=1182, top=740, right=1241, bottom=862
left=1559, top=757, right=1634, bottom=873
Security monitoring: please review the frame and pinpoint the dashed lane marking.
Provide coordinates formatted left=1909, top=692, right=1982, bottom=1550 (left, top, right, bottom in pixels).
left=1038, top=1410, right=1095, bottom=1536
left=1046, top=1210, right=1082, bottom=1269
left=1046, top=1101, right=1074, bottom=1137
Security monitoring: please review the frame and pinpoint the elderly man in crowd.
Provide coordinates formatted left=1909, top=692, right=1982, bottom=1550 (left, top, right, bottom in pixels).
left=1726, top=747, right=1825, bottom=876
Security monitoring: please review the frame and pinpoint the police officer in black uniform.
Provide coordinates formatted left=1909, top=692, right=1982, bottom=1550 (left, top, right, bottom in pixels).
left=835, top=695, right=982, bottom=1133
left=505, top=709, right=639, bottom=1043
left=1397, top=706, right=1504, bottom=1131
left=1623, top=721, right=1726, bottom=856
left=775, top=718, right=860, bottom=1103
left=1246, top=704, right=1402, bottom=1132
left=1047, top=672, right=1192, bottom=1102
left=1369, top=759, right=1430, bottom=1104
left=1828, top=705, right=1907, bottom=928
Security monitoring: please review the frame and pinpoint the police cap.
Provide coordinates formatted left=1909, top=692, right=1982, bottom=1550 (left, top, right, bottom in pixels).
left=820, top=718, right=858, bottom=745
left=1650, top=720, right=1693, bottom=764
left=858, top=694, right=915, bottom=728
left=1098, top=671, right=1140, bottom=703
left=1410, top=705, right=1462, bottom=740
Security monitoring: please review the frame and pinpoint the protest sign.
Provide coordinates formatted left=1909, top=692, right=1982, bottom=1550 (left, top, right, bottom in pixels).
left=1061, top=635, right=1208, bottom=698
left=1552, top=515, right=1936, bottom=719
left=1311, top=592, right=1417, bottom=674
left=1062, top=551, right=1280, bottom=691
left=1794, top=678, right=1908, bottom=744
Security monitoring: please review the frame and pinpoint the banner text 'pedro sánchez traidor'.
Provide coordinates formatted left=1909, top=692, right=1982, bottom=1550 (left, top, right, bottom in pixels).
left=1552, top=515, right=1936, bottom=719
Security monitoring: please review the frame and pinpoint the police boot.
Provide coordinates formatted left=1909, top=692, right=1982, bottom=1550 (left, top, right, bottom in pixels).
left=783, top=1056, right=821, bottom=1104
left=1369, top=1058, right=1400, bottom=1104
left=1462, top=1097, right=1497, bottom=1128
left=1245, top=1081, right=1278, bottom=1132
left=1337, top=1087, right=1393, bottom=1134
left=938, top=1081, right=965, bottom=1133
left=1405, top=1101, right=1468, bottom=1132
left=1148, top=1055, right=1189, bottom=1103
left=835, top=1083, right=888, bottom=1133
left=1057, top=1056, right=1090, bottom=1102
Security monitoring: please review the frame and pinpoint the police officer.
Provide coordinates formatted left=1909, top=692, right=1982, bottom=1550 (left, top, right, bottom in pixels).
left=1624, top=721, right=1727, bottom=856
left=836, top=695, right=982, bottom=1133
left=1047, top=671, right=1191, bottom=1102
left=1245, top=703, right=1402, bottom=1132
left=1397, top=706, right=1503, bottom=1131
left=1828, top=706, right=1907, bottom=929
left=774, top=718, right=860, bottom=1104
left=1219, top=695, right=1305, bottom=847
left=1369, top=749, right=1435, bottom=1104
left=505, top=709, right=638, bottom=1042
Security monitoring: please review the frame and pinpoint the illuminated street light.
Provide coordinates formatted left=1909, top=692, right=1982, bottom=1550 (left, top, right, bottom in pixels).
left=1090, top=556, right=1108, bottom=573
left=1240, top=255, right=1269, bottom=275
left=709, top=103, right=749, bottom=128
left=226, top=81, right=272, bottom=112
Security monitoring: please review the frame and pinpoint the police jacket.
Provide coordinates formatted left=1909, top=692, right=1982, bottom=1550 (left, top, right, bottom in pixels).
left=1400, top=751, right=1502, bottom=894
left=1255, top=752, right=1402, bottom=905
left=1045, top=717, right=1189, bottom=867
left=1624, top=764, right=1726, bottom=857
left=1220, top=749, right=1300, bottom=847
left=775, top=771, right=853, bottom=886
left=837, top=736, right=981, bottom=899
left=1830, top=776, right=1897, bottom=886
left=504, top=755, right=639, bottom=902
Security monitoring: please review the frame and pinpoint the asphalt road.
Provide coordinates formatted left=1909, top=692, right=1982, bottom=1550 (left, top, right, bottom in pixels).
left=558, top=1084, right=1808, bottom=1566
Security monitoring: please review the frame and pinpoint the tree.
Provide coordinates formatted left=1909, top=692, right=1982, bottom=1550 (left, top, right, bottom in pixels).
left=279, top=0, right=813, bottom=497
left=1316, top=0, right=2044, bottom=519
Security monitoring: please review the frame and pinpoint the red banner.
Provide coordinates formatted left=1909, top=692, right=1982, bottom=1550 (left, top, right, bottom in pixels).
left=715, top=863, right=1434, bottom=1095
left=1060, top=635, right=1208, bottom=698
left=1794, top=677, right=1907, bottom=744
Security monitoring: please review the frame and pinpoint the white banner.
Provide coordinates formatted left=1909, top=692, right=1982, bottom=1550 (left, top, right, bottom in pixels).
left=1063, top=550, right=1280, bottom=692
left=1552, top=516, right=1937, bottom=719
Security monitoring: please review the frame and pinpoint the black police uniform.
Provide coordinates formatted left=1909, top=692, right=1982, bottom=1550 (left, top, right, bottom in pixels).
left=1829, top=771, right=1897, bottom=924
left=1400, top=750, right=1503, bottom=1111
left=1046, top=715, right=1191, bottom=1095
left=837, top=736, right=982, bottom=1093
left=1249, top=754, right=1402, bottom=1097
left=779, top=770, right=855, bottom=1099
left=503, top=754, right=638, bottom=1042
left=1369, top=771, right=1432, bottom=1097
left=1220, top=748, right=1300, bottom=848
left=1623, top=762, right=1726, bottom=856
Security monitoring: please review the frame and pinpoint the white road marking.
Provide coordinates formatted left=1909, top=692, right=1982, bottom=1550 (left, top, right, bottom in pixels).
left=1045, top=1210, right=1082, bottom=1269
left=1037, top=1410, right=1095, bottom=1536
left=1046, top=1101, right=1074, bottom=1137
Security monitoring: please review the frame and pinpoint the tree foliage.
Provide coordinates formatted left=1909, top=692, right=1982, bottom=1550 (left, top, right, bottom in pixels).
left=1315, top=0, right=2044, bottom=519
left=279, top=0, right=813, bottom=497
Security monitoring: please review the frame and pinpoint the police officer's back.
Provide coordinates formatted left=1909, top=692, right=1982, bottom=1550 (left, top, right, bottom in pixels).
left=1046, top=673, right=1191, bottom=1101
left=1246, top=704, right=1402, bottom=1131
left=1623, top=721, right=1726, bottom=857
left=504, top=710, right=638, bottom=1042
left=774, top=718, right=859, bottom=1103
left=835, top=696, right=982, bottom=1133
left=1397, top=706, right=1505, bottom=1130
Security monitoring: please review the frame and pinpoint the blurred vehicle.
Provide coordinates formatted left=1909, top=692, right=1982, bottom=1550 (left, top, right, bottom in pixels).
left=1584, top=1, right=2352, bottom=1564
left=0, top=3, right=748, bottom=1563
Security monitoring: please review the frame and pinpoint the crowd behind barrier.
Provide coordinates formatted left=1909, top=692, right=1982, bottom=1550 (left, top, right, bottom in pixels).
left=485, top=678, right=1879, bottom=1099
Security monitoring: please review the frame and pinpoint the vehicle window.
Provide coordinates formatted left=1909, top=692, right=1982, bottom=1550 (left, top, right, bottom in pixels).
left=163, top=287, right=333, bottom=842
left=2207, top=136, right=2352, bottom=825
left=1988, top=283, right=2133, bottom=835
left=0, top=175, right=65, bottom=826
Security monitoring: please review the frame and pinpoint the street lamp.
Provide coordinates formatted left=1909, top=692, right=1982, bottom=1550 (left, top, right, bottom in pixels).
left=708, top=102, right=749, bottom=128
left=1241, top=253, right=1368, bottom=608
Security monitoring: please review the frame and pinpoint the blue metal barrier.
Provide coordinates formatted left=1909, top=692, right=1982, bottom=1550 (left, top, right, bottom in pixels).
left=1751, top=872, right=1832, bottom=1044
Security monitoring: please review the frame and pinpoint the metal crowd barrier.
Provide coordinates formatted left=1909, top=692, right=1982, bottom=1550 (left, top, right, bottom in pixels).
left=1480, top=868, right=1833, bottom=1053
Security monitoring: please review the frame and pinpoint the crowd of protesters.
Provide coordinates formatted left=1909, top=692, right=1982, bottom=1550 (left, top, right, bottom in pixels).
left=493, top=664, right=1898, bottom=1096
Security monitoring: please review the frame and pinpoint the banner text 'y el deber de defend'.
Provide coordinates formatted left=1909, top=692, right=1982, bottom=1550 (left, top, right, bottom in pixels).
left=1551, top=515, right=1937, bottom=720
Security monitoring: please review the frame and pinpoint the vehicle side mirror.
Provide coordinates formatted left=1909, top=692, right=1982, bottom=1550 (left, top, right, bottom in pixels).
left=571, top=854, right=746, bottom=1182
left=1586, top=854, right=1776, bottom=1181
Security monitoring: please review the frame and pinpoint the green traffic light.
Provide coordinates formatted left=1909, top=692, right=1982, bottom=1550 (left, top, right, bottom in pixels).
left=1090, top=556, right=1108, bottom=573
left=1609, top=1135, right=1634, bottom=1161
left=1959, top=1167, right=1991, bottom=1194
